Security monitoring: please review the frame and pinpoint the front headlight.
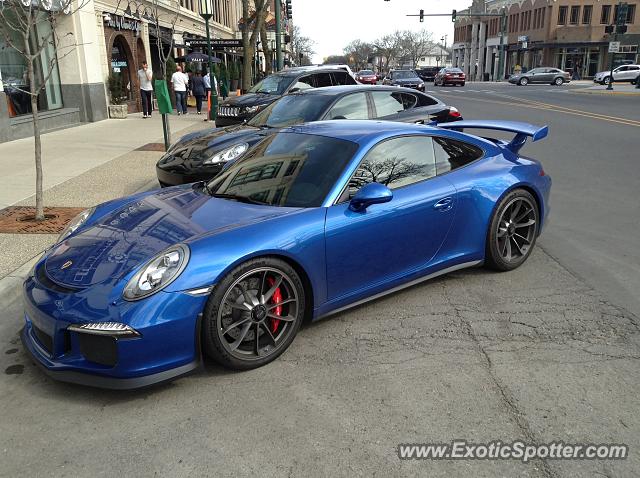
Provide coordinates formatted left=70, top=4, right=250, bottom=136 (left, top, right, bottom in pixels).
left=418, top=82, right=424, bottom=88
left=203, top=142, right=249, bottom=165
left=244, top=105, right=263, bottom=114
left=123, top=245, right=190, bottom=301
left=57, top=207, right=95, bottom=243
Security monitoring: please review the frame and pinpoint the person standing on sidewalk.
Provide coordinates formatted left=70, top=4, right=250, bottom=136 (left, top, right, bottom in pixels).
left=203, top=71, right=218, bottom=122
left=190, top=71, right=206, bottom=115
left=138, top=62, right=153, bottom=118
left=171, top=65, right=189, bottom=115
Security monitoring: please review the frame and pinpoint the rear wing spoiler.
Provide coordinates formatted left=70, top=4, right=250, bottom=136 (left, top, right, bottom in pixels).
left=438, top=120, right=548, bottom=154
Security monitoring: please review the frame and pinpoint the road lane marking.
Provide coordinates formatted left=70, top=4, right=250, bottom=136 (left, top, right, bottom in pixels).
left=436, top=91, right=640, bottom=127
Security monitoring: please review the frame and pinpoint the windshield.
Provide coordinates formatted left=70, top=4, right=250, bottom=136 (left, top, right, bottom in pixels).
left=206, top=132, right=359, bottom=207
left=392, top=71, right=419, bottom=79
left=247, top=94, right=333, bottom=128
left=249, top=74, right=296, bottom=95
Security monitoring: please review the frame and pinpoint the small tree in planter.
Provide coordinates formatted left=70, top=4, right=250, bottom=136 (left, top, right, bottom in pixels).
left=229, top=62, right=239, bottom=92
left=107, top=74, right=128, bottom=118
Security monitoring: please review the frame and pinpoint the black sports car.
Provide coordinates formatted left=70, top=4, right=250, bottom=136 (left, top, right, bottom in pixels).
left=156, top=85, right=462, bottom=187
left=215, top=67, right=357, bottom=126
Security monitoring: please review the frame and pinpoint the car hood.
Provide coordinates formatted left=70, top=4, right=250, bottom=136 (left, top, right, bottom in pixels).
left=220, top=93, right=280, bottom=108
left=44, top=186, right=300, bottom=288
left=158, top=124, right=270, bottom=165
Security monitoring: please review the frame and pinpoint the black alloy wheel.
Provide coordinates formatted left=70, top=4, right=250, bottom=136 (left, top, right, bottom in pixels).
left=203, top=257, right=305, bottom=370
left=485, top=189, right=539, bottom=271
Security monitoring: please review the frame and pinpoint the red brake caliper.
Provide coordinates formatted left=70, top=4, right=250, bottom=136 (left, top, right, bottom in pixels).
left=267, top=276, right=282, bottom=333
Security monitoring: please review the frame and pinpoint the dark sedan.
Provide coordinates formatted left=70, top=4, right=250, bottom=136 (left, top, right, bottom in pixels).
left=156, top=85, right=462, bottom=187
left=508, top=67, right=570, bottom=86
left=382, top=70, right=425, bottom=91
left=216, top=67, right=357, bottom=126
left=434, top=68, right=466, bottom=86
left=415, top=66, right=440, bottom=82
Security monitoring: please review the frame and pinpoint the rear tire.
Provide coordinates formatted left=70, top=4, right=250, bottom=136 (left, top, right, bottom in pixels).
left=485, top=189, right=540, bottom=272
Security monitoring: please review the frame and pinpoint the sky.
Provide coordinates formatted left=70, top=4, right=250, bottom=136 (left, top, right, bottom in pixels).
left=294, top=0, right=474, bottom=64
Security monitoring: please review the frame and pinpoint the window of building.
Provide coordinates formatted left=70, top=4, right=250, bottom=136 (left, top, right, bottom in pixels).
left=558, top=6, right=568, bottom=25
left=541, top=8, right=545, bottom=28
left=582, top=5, right=592, bottom=24
left=0, top=11, right=63, bottom=118
left=626, top=4, right=636, bottom=23
left=570, top=6, right=580, bottom=24
left=601, top=5, right=611, bottom=24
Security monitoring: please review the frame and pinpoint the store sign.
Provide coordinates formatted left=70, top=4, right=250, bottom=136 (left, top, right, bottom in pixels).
left=608, top=41, right=620, bottom=53
left=518, top=35, right=529, bottom=42
left=185, top=38, right=242, bottom=48
left=111, top=61, right=128, bottom=68
left=104, top=14, right=141, bottom=34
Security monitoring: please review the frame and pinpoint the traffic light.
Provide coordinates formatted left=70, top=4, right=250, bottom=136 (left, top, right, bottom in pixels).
left=617, top=24, right=628, bottom=34
left=605, top=24, right=614, bottom=34
left=284, top=34, right=291, bottom=44
left=452, top=9, right=457, bottom=22
left=286, top=0, right=292, bottom=20
left=419, top=9, right=424, bottom=22
left=616, top=2, right=628, bottom=25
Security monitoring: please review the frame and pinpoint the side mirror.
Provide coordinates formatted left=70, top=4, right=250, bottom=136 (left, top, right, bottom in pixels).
left=349, top=182, right=393, bottom=212
left=288, top=87, right=301, bottom=93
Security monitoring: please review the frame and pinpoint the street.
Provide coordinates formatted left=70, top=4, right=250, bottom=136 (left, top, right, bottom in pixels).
left=0, top=82, right=639, bottom=477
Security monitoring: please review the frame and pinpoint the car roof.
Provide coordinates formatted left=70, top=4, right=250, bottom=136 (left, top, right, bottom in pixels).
left=293, top=84, right=436, bottom=97
left=281, top=120, right=438, bottom=144
left=275, top=67, right=352, bottom=77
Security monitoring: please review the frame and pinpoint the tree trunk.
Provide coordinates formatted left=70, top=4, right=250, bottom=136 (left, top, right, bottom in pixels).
left=28, top=61, right=44, bottom=221
left=241, top=0, right=252, bottom=92
left=260, top=25, right=272, bottom=75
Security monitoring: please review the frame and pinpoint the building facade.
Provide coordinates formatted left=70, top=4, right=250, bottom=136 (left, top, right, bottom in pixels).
left=452, top=0, right=640, bottom=81
left=0, top=0, right=242, bottom=143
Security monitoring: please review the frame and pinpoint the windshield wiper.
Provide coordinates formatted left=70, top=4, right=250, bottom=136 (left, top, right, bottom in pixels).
left=209, top=192, right=268, bottom=205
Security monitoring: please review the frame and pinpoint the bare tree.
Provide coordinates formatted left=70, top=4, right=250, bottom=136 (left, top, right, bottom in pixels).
left=343, top=39, right=374, bottom=71
left=398, top=29, right=435, bottom=69
left=241, top=0, right=268, bottom=91
left=146, top=0, right=179, bottom=80
left=373, top=32, right=401, bottom=71
left=291, top=25, right=314, bottom=66
left=0, top=0, right=87, bottom=221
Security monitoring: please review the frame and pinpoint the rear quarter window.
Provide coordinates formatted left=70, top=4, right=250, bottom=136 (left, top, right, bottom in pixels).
left=433, top=137, right=484, bottom=174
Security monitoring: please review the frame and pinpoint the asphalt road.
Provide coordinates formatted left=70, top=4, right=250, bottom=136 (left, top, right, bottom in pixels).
left=1, top=83, right=639, bottom=477
left=427, top=81, right=640, bottom=319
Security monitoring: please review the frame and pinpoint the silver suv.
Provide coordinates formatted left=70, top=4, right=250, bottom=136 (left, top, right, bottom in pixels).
left=593, top=64, right=640, bottom=85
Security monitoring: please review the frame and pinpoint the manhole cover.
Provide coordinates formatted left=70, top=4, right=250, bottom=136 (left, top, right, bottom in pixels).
left=136, top=143, right=166, bottom=152
left=0, top=206, right=86, bottom=234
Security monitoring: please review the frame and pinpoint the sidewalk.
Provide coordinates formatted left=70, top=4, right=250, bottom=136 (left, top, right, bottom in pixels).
left=0, top=112, right=209, bottom=210
left=0, top=111, right=213, bottom=279
left=573, top=83, right=640, bottom=95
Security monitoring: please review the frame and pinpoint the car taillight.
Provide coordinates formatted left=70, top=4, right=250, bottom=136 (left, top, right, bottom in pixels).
left=445, top=74, right=452, bottom=78
left=448, top=107, right=461, bottom=118
left=539, top=167, right=546, bottom=176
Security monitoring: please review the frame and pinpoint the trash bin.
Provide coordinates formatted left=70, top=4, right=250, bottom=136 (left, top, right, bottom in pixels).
left=483, top=72, right=490, bottom=82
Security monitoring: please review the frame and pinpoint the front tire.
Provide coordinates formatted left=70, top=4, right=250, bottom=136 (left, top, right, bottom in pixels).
left=554, top=77, right=564, bottom=86
left=519, top=78, right=528, bottom=86
left=203, top=257, right=306, bottom=370
left=603, top=76, right=612, bottom=85
left=485, top=189, right=539, bottom=271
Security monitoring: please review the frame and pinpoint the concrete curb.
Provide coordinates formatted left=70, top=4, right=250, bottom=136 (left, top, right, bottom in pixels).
left=572, top=88, right=640, bottom=96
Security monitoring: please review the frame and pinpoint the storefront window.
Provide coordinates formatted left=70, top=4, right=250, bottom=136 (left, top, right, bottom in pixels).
left=0, top=11, right=63, bottom=117
left=110, top=35, right=133, bottom=102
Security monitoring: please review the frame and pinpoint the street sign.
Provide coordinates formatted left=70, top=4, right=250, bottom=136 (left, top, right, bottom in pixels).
left=608, top=41, right=620, bottom=53
left=522, top=41, right=528, bottom=49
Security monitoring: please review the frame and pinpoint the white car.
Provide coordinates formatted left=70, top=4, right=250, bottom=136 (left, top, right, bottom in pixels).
left=593, top=64, right=640, bottom=85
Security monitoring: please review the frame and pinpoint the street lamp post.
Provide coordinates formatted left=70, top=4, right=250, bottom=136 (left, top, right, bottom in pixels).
left=441, top=34, right=448, bottom=67
left=199, top=0, right=217, bottom=121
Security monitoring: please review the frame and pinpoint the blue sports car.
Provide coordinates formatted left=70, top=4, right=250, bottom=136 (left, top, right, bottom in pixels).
left=22, top=120, right=551, bottom=389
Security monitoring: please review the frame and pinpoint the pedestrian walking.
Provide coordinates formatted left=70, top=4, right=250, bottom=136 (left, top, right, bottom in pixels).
left=171, top=65, right=189, bottom=115
left=190, top=71, right=206, bottom=115
left=203, top=71, right=218, bottom=122
left=137, top=61, right=153, bottom=118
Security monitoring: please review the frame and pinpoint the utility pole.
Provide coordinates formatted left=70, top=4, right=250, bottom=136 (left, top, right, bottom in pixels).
left=607, top=1, right=628, bottom=90
left=407, top=8, right=507, bottom=82
left=441, top=34, right=448, bottom=66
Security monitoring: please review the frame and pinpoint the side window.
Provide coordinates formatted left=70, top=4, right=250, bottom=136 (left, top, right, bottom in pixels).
left=291, top=75, right=314, bottom=91
left=371, top=91, right=404, bottom=117
left=418, top=93, right=439, bottom=106
left=345, top=136, right=437, bottom=199
left=313, top=72, right=332, bottom=87
left=326, top=93, right=369, bottom=119
left=399, top=93, right=418, bottom=109
left=433, top=137, right=483, bottom=175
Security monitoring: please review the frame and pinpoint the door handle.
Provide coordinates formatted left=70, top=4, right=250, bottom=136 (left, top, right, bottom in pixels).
left=434, top=197, right=453, bottom=211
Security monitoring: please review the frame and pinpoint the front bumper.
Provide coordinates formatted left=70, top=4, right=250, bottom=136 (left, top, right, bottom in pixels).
left=21, top=263, right=209, bottom=389
left=156, top=163, right=224, bottom=187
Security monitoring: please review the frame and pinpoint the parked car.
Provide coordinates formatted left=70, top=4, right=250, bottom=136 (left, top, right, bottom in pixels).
left=216, top=67, right=357, bottom=126
left=356, top=69, right=378, bottom=84
left=593, top=64, right=640, bottom=85
left=157, top=85, right=463, bottom=186
left=434, top=68, right=466, bottom=86
left=415, top=66, right=440, bottom=82
left=382, top=70, right=425, bottom=91
left=23, top=119, right=550, bottom=389
left=508, top=67, right=570, bottom=86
